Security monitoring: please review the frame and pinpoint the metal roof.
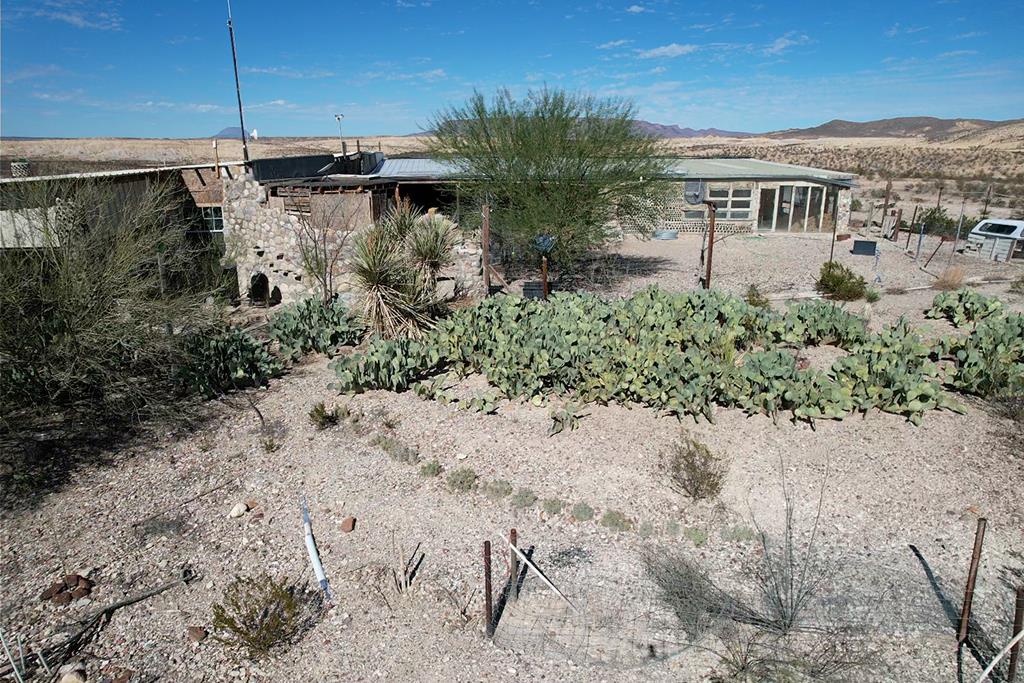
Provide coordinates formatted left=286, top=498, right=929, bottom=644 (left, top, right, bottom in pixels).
left=0, top=161, right=246, bottom=184
left=374, top=157, right=854, bottom=184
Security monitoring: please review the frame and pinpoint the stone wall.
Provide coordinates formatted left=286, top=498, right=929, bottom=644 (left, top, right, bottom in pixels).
left=222, top=174, right=484, bottom=304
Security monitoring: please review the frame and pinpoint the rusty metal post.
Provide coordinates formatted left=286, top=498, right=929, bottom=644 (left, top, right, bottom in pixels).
left=923, top=238, right=946, bottom=269
left=1009, top=585, right=1024, bottom=682
left=510, top=529, right=519, bottom=602
left=829, top=218, right=838, bottom=264
left=541, top=256, right=549, bottom=300
left=483, top=540, right=494, bottom=637
left=481, top=204, right=491, bottom=295
left=906, top=206, right=918, bottom=251
left=703, top=202, right=717, bottom=289
left=958, top=518, right=987, bottom=645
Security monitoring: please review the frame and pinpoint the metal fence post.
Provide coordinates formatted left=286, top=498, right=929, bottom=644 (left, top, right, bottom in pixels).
left=958, top=518, right=987, bottom=645
left=510, top=528, right=519, bottom=602
left=1009, top=585, right=1024, bottom=682
left=483, top=540, right=494, bottom=638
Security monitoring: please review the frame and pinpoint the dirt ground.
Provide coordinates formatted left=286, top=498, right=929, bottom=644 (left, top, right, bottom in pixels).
left=2, top=240, right=1023, bottom=682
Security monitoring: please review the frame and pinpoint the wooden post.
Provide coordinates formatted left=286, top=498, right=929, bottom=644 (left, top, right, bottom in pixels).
left=906, top=206, right=918, bottom=251
left=481, top=204, right=491, bottom=295
left=510, top=529, right=519, bottom=602
left=892, top=208, right=902, bottom=241
left=703, top=203, right=717, bottom=289
left=958, top=518, right=987, bottom=645
left=1009, top=585, right=1024, bottom=682
left=342, top=141, right=348, bottom=156
left=828, top=217, right=838, bottom=264
left=882, top=178, right=892, bottom=225
left=541, top=256, right=549, bottom=300
left=213, top=140, right=221, bottom=179
left=483, top=540, right=494, bottom=637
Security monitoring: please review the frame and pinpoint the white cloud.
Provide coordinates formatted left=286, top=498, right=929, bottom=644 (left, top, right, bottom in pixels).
left=939, top=50, right=977, bottom=58
left=885, top=22, right=928, bottom=38
left=637, top=43, right=698, bottom=59
left=28, top=0, right=122, bottom=30
left=625, top=4, right=651, bottom=13
left=242, top=66, right=335, bottom=80
left=598, top=39, right=631, bottom=49
left=763, top=32, right=810, bottom=56
left=954, top=31, right=985, bottom=39
left=4, top=64, right=66, bottom=83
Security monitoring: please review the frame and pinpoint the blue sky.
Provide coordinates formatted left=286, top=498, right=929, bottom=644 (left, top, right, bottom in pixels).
left=2, top=0, right=1022, bottom=138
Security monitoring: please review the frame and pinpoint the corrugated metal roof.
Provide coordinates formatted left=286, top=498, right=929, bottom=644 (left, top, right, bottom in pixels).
left=375, top=157, right=854, bottom=184
left=0, top=161, right=246, bottom=184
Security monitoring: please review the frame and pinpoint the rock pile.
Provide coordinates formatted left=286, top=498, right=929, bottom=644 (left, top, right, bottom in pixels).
left=40, top=574, right=94, bottom=605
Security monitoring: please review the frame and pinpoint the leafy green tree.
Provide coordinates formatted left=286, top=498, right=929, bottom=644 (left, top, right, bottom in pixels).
left=427, top=88, right=671, bottom=272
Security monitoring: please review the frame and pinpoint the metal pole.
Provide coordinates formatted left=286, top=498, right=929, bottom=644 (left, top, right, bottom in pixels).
left=1010, top=585, right=1024, bottom=682
left=983, top=184, right=992, bottom=217
left=483, top=541, right=494, bottom=638
left=947, top=197, right=966, bottom=269
left=510, top=529, right=519, bottom=602
left=906, top=206, right=918, bottom=251
left=481, top=204, right=491, bottom=295
left=829, top=216, right=838, bottom=264
left=541, top=256, right=549, bottom=300
left=958, top=518, right=987, bottom=645
left=703, top=203, right=717, bottom=289
left=916, top=222, right=926, bottom=260
left=226, top=0, right=249, bottom=162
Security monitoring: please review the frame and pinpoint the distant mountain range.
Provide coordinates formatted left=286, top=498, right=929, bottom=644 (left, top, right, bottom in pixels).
left=765, top=116, right=1024, bottom=142
left=211, top=126, right=248, bottom=139
left=630, top=121, right=754, bottom=138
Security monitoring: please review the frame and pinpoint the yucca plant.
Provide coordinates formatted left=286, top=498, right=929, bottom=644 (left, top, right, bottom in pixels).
left=379, top=199, right=423, bottom=242
left=350, top=227, right=438, bottom=338
left=407, top=214, right=458, bottom=286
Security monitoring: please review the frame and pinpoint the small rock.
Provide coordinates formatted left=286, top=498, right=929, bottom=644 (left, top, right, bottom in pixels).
left=63, top=574, right=82, bottom=589
left=40, top=581, right=64, bottom=601
left=186, top=626, right=208, bottom=643
left=245, top=499, right=259, bottom=509
left=59, top=672, right=86, bottom=683
left=76, top=576, right=94, bottom=590
left=52, top=591, right=74, bottom=606
left=340, top=516, right=357, bottom=533
left=229, top=503, right=249, bottom=518
left=70, top=586, right=90, bottom=599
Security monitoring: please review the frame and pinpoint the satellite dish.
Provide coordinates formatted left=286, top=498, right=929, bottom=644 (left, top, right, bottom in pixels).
left=251, top=128, right=259, bottom=140
left=684, top=180, right=704, bottom=205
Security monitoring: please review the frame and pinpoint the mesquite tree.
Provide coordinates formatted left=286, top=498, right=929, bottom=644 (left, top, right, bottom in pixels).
left=427, top=88, right=671, bottom=272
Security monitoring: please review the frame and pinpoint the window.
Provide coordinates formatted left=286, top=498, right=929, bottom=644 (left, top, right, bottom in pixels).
left=708, top=187, right=730, bottom=199
left=704, top=184, right=755, bottom=221
left=684, top=210, right=705, bottom=219
left=201, top=206, right=224, bottom=233
left=731, top=200, right=751, bottom=209
left=732, top=189, right=752, bottom=198
left=979, top=222, right=1018, bottom=236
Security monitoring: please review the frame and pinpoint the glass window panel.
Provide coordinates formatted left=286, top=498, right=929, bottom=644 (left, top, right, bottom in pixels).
left=758, top=188, right=776, bottom=229
left=731, top=200, right=751, bottom=209
left=732, top=189, right=752, bottom=198
left=683, top=210, right=705, bottom=219
left=708, top=187, right=729, bottom=198
left=729, top=211, right=751, bottom=219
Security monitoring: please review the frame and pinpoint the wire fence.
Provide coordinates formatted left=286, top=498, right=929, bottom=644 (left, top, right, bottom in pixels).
left=485, top=535, right=1022, bottom=674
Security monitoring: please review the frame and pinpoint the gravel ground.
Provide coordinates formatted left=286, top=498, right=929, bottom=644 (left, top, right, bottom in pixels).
left=586, top=231, right=1023, bottom=298
left=2, top=248, right=1023, bottom=682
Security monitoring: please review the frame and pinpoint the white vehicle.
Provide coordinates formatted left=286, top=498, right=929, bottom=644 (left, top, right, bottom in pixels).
left=965, top=218, right=1024, bottom=261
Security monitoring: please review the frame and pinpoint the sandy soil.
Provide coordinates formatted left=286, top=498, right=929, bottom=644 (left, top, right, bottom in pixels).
left=2, top=241, right=1023, bottom=682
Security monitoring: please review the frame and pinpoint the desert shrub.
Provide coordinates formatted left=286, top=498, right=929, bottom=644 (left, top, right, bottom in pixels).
left=446, top=467, right=477, bottom=493
left=269, top=296, right=364, bottom=361
left=722, top=525, right=757, bottom=543
left=571, top=502, right=595, bottom=521
left=211, top=575, right=319, bottom=658
left=308, top=402, right=340, bottom=430
left=177, top=327, right=283, bottom=398
left=549, top=403, right=586, bottom=435
left=510, top=488, right=538, bottom=509
left=427, top=88, right=671, bottom=272
left=865, top=288, right=880, bottom=303
left=849, top=198, right=863, bottom=212
left=885, top=285, right=907, bottom=295
left=1010, top=275, right=1024, bottom=294
left=483, top=479, right=513, bottom=500
left=638, top=521, right=655, bottom=538
left=815, top=261, right=866, bottom=301
left=542, top=498, right=565, bottom=515
left=0, top=178, right=227, bottom=430
left=744, top=284, right=770, bottom=309
left=406, top=213, right=458, bottom=286
left=600, top=510, right=633, bottom=532
left=419, top=459, right=442, bottom=477
left=371, top=434, right=420, bottom=465
left=934, top=312, right=1024, bottom=397
left=349, top=225, right=441, bottom=340
left=666, top=434, right=727, bottom=500
left=932, top=266, right=965, bottom=291
left=683, top=527, right=708, bottom=547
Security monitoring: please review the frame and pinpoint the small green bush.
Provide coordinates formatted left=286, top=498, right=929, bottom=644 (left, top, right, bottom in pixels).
left=211, top=575, right=318, bottom=658
left=510, top=488, right=538, bottom=509
left=542, top=498, right=565, bottom=515
left=865, top=289, right=881, bottom=303
left=815, top=261, right=867, bottom=301
left=419, top=459, right=442, bottom=477
left=666, top=434, right=727, bottom=501
left=571, top=502, right=595, bottom=521
left=638, top=521, right=655, bottom=538
left=683, top=527, right=708, bottom=547
left=178, top=327, right=283, bottom=398
left=722, top=525, right=757, bottom=543
left=664, top=520, right=681, bottom=537
left=371, top=434, right=420, bottom=464
left=744, top=284, right=771, bottom=309
left=600, top=510, right=632, bottom=532
left=483, top=479, right=513, bottom=500
left=308, top=402, right=340, bottom=430
left=1011, top=275, right=1024, bottom=295
left=446, top=467, right=477, bottom=493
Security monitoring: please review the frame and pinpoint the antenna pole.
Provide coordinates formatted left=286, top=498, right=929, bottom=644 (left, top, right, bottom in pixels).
left=226, top=0, right=249, bottom=162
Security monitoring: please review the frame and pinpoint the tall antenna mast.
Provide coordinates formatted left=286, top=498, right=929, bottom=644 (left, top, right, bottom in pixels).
left=226, top=0, right=249, bottom=162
